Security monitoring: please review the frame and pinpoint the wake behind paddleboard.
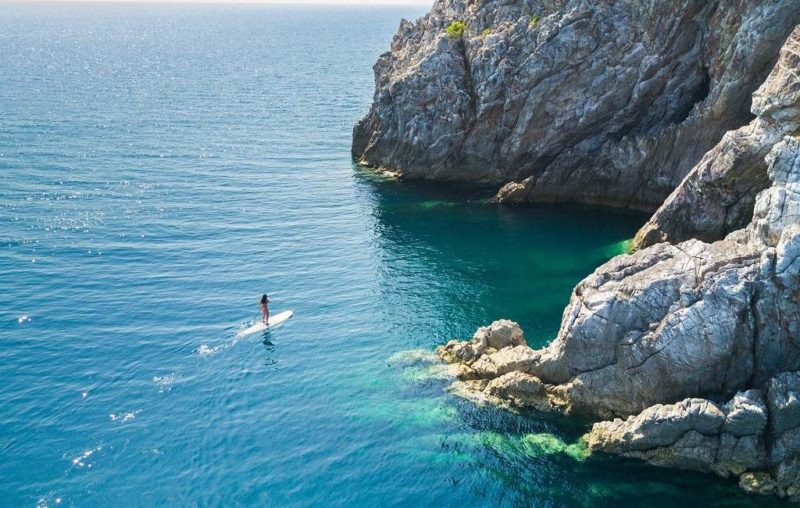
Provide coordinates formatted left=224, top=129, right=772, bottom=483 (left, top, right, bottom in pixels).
left=236, top=310, right=293, bottom=337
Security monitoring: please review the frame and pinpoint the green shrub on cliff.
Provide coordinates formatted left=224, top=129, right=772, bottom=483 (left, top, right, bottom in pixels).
left=446, top=20, right=467, bottom=39
left=529, top=14, right=541, bottom=27
left=482, top=28, right=492, bottom=36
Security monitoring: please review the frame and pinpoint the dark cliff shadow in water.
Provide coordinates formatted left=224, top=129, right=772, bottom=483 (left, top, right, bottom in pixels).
left=352, top=165, right=648, bottom=348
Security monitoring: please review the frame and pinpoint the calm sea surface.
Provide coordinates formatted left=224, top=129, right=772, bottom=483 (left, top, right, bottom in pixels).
left=0, top=4, right=784, bottom=507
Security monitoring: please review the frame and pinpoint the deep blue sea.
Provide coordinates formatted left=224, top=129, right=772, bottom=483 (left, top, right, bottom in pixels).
left=0, top=3, right=786, bottom=507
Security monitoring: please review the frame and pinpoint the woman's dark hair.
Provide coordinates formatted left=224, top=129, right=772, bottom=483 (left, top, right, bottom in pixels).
left=261, top=294, right=268, bottom=304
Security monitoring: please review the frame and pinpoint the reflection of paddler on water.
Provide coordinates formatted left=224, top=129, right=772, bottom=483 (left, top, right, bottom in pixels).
left=260, top=294, right=270, bottom=324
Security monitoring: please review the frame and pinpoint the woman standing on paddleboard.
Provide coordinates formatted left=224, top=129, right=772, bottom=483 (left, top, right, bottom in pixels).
left=260, top=294, right=270, bottom=324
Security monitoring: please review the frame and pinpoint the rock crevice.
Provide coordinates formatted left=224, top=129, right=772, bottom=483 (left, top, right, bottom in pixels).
left=635, top=27, right=800, bottom=249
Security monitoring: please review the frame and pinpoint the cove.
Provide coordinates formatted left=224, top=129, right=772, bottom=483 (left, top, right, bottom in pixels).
left=0, top=4, right=789, bottom=507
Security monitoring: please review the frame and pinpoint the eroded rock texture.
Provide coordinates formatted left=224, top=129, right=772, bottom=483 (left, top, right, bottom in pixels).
left=353, top=0, right=800, bottom=210
left=437, top=137, right=800, bottom=499
left=635, top=26, right=800, bottom=248
left=583, top=394, right=769, bottom=477
left=584, top=373, right=800, bottom=500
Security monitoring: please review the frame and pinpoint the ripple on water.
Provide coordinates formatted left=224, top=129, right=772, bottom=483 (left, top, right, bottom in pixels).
left=152, top=373, right=181, bottom=393
left=109, top=410, right=141, bottom=423
left=69, top=446, right=102, bottom=469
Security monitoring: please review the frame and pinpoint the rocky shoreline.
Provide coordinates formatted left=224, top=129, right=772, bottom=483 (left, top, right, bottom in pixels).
left=356, top=0, right=800, bottom=501
left=437, top=130, right=800, bottom=499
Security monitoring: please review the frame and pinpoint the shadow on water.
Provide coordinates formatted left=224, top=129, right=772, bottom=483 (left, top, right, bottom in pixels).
left=352, top=165, right=648, bottom=347
left=261, top=335, right=278, bottom=367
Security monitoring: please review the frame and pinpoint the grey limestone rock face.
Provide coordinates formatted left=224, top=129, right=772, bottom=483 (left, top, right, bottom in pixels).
left=477, top=318, right=526, bottom=349
left=529, top=237, right=765, bottom=417
left=436, top=319, right=526, bottom=367
left=418, top=7, right=800, bottom=500
left=583, top=393, right=768, bottom=478
left=635, top=26, right=800, bottom=249
left=584, top=398, right=727, bottom=453
left=749, top=145, right=800, bottom=249
left=768, top=372, right=800, bottom=466
left=583, top=373, right=800, bottom=499
left=354, top=0, right=800, bottom=210
left=472, top=345, right=539, bottom=378
left=442, top=138, right=800, bottom=413
left=724, top=389, right=769, bottom=437
left=484, top=371, right=549, bottom=410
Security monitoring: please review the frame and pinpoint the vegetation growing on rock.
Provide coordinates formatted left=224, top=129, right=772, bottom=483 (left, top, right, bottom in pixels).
left=445, top=20, right=467, bottom=39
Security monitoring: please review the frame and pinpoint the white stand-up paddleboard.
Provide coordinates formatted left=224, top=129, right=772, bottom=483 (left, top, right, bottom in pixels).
left=236, top=310, right=293, bottom=337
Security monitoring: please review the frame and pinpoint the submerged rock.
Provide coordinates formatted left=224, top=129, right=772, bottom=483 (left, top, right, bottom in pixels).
left=354, top=0, right=800, bottom=210
left=521, top=433, right=590, bottom=461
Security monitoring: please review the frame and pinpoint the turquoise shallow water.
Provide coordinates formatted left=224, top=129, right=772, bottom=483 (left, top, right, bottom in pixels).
left=0, top=4, right=787, bottom=507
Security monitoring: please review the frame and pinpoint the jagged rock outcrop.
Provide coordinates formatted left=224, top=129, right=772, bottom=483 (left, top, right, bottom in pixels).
left=354, top=0, right=800, bottom=210
left=635, top=26, right=800, bottom=249
left=584, top=393, right=769, bottom=477
left=584, top=373, right=800, bottom=500
left=437, top=137, right=800, bottom=499
left=438, top=319, right=526, bottom=365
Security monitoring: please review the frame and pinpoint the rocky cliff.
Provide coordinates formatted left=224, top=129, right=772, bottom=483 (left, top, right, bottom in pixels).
left=358, top=0, right=800, bottom=500
left=353, top=0, right=800, bottom=210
